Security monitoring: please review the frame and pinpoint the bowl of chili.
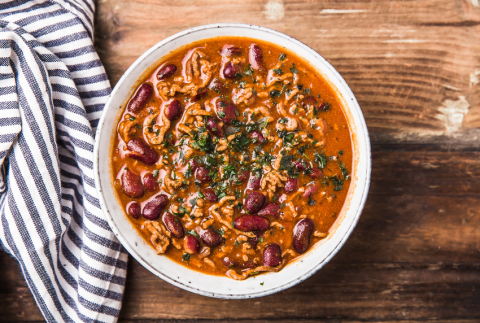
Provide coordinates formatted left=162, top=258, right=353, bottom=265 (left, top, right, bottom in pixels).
left=94, top=23, right=371, bottom=298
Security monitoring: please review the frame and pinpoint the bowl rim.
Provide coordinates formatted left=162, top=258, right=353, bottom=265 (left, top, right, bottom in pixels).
left=94, top=23, right=371, bottom=299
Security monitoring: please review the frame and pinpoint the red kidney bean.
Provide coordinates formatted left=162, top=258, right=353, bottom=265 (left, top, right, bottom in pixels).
left=250, top=130, right=266, bottom=144
left=200, top=228, right=223, bottom=247
left=191, top=88, right=208, bottom=102
left=221, top=46, right=242, bottom=56
left=293, top=218, right=314, bottom=254
left=122, top=169, right=144, bottom=198
left=223, top=62, right=239, bottom=79
left=308, top=168, right=323, bottom=179
left=206, top=118, right=225, bottom=137
left=127, top=83, right=153, bottom=113
left=247, top=235, right=260, bottom=248
left=246, top=175, right=261, bottom=190
left=216, top=100, right=237, bottom=124
left=237, top=170, right=249, bottom=182
left=209, top=79, right=226, bottom=92
left=249, top=44, right=264, bottom=71
left=244, top=192, right=266, bottom=214
left=258, top=203, right=280, bottom=218
left=263, top=243, right=282, bottom=267
left=126, top=138, right=159, bottom=165
left=203, top=188, right=218, bottom=202
left=284, top=178, right=298, bottom=194
left=164, top=99, right=183, bottom=121
left=303, top=95, right=317, bottom=107
left=127, top=201, right=141, bottom=219
left=222, top=256, right=237, bottom=268
left=157, top=64, right=177, bottom=80
left=162, top=212, right=185, bottom=238
left=184, top=235, right=200, bottom=254
left=142, top=194, right=169, bottom=220
left=247, top=230, right=263, bottom=249
left=142, top=173, right=158, bottom=191
left=302, top=184, right=318, bottom=199
left=293, top=160, right=307, bottom=171
left=195, top=166, right=211, bottom=183
left=234, top=215, right=269, bottom=232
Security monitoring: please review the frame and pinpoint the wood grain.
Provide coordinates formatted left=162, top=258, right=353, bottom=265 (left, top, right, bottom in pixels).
left=3, top=0, right=480, bottom=322
left=94, top=0, right=480, bottom=147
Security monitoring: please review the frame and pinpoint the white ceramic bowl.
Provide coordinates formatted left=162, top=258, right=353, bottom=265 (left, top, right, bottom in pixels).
left=94, top=23, right=371, bottom=299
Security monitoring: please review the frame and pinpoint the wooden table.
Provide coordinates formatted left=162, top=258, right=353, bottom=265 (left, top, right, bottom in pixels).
left=2, top=0, right=480, bottom=321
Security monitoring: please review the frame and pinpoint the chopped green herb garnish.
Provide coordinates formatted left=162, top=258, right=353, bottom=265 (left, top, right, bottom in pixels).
left=329, top=175, right=344, bottom=191
left=188, top=196, right=197, bottom=206
left=270, top=90, right=282, bottom=99
left=172, top=205, right=190, bottom=216
left=185, top=163, right=193, bottom=178
left=230, top=132, right=252, bottom=152
left=258, top=117, right=269, bottom=129
left=244, top=64, right=254, bottom=76
left=279, top=53, right=286, bottom=61
left=339, top=161, right=349, bottom=178
left=314, top=152, right=328, bottom=169
left=192, top=132, right=215, bottom=153
left=182, top=253, right=191, bottom=261
left=273, top=68, right=284, bottom=75
left=187, top=230, right=200, bottom=238
left=290, top=63, right=299, bottom=74
left=210, top=225, right=225, bottom=236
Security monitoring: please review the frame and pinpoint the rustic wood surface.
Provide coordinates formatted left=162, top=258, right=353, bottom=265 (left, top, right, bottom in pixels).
left=2, top=0, right=480, bottom=322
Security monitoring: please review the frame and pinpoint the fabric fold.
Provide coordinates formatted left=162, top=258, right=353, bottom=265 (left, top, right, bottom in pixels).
left=0, top=1, right=127, bottom=322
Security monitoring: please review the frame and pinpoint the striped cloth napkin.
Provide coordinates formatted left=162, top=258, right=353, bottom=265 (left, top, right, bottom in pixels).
left=0, top=1, right=127, bottom=322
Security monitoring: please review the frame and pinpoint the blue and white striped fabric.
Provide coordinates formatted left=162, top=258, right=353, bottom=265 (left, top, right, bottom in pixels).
left=0, top=1, right=128, bottom=322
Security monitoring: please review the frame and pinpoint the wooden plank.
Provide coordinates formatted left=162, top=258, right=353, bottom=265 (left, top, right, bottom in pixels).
left=5, top=320, right=479, bottom=323
left=0, top=253, right=43, bottom=321
left=117, top=322, right=476, bottom=323
left=94, top=0, right=480, bottom=147
left=120, top=260, right=480, bottom=321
